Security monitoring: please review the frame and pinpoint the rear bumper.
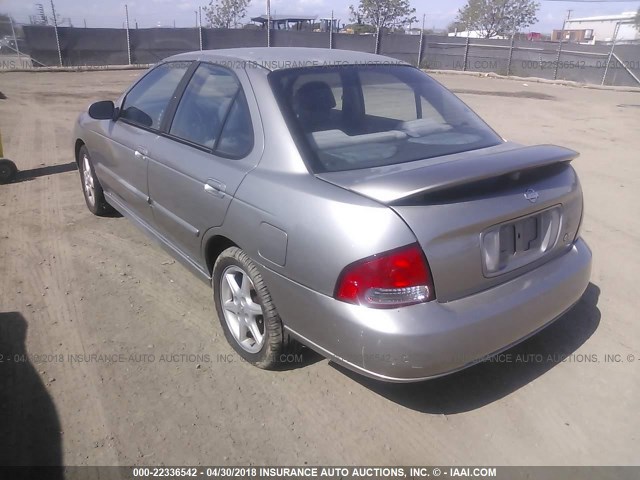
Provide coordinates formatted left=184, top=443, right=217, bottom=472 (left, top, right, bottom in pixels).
left=262, top=238, right=592, bottom=382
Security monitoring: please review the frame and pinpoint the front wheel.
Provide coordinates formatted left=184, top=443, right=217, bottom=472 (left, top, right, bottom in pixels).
left=78, top=145, right=114, bottom=216
left=212, top=247, right=290, bottom=369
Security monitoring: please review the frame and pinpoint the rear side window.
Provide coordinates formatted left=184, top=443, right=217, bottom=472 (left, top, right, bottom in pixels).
left=169, top=63, right=253, bottom=157
left=216, top=91, right=253, bottom=157
left=120, top=62, right=190, bottom=129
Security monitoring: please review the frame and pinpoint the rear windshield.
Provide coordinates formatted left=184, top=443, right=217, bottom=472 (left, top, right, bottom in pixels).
left=269, top=65, right=503, bottom=173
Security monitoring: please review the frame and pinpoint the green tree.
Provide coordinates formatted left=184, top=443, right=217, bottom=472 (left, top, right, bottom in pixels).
left=204, top=0, right=251, bottom=29
left=456, top=0, right=539, bottom=38
left=348, top=0, right=417, bottom=31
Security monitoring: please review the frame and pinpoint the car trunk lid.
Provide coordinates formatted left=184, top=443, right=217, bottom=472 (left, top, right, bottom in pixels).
left=316, top=143, right=584, bottom=302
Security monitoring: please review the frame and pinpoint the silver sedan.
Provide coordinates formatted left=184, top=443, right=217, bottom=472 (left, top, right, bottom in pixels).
left=72, top=47, right=591, bottom=382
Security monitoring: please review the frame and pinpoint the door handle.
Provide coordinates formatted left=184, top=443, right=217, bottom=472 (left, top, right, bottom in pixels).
left=134, top=146, right=148, bottom=159
left=204, top=179, right=226, bottom=198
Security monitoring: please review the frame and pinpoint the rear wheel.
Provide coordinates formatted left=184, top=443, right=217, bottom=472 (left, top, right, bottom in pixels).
left=213, top=247, right=289, bottom=369
left=0, top=159, right=17, bottom=184
left=78, top=145, right=114, bottom=216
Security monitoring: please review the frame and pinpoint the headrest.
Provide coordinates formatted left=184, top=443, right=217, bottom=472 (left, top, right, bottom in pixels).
left=294, top=81, right=336, bottom=112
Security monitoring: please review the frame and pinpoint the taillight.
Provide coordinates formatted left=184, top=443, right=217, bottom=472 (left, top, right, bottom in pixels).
left=334, top=243, right=435, bottom=308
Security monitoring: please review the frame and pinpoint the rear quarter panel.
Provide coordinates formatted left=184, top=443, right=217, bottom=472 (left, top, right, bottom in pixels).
left=223, top=170, right=418, bottom=296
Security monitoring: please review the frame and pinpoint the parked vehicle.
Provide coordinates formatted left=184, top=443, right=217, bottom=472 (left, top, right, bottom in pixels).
left=73, top=47, right=591, bottom=382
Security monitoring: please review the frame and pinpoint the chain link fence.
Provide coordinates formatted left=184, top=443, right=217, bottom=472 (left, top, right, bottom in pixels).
left=8, top=25, right=640, bottom=87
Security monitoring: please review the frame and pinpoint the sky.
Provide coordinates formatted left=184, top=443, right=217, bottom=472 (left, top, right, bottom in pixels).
left=1, top=0, right=639, bottom=34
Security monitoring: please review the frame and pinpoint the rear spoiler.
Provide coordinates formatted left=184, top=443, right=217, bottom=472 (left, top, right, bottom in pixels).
left=316, top=144, right=579, bottom=204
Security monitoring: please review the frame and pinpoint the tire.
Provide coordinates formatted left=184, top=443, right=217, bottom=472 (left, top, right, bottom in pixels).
left=213, top=246, right=290, bottom=369
left=0, top=159, right=17, bottom=184
left=78, top=145, right=114, bottom=216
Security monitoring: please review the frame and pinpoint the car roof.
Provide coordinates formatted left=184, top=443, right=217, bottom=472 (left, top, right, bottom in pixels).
left=165, top=47, right=409, bottom=71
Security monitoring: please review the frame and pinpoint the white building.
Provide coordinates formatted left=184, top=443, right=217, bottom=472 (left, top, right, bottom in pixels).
left=564, top=12, right=639, bottom=44
left=447, top=31, right=507, bottom=40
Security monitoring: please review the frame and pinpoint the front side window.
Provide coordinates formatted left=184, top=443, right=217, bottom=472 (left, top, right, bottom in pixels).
left=120, top=62, right=190, bottom=129
left=169, top=63, right=253, bottom=157
left=270, top=65, right=503, bottom=172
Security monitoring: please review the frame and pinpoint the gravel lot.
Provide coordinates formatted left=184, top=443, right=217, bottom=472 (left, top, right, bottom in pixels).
left=0, top=69, right=638, bottom=466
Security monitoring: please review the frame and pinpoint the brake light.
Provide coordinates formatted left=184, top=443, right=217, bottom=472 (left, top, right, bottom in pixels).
left=334, top=243, right=435, bottom=308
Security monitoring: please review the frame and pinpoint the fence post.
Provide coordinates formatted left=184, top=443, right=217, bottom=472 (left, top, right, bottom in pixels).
left=507, top=18, right=516, bottom=77
left=602, top=22, right=620, bottom=86
left=416, top=14, right=425, bottom=68
left=462, top=36, right=470, bottom=71
left=267, top=0, right=271, bottom=47
left=329, top=10, right=334, bottom=49
left=198, top=6, right=203, bottom=51
left=50, top=0, right=63, bottom=66
left=507, top=20, right=517, bottom=76
left=553, top=19, right=566, bottom=80
left=125, top=4, right=132, bottom=65
left=507, top=35, right=515, bottom=75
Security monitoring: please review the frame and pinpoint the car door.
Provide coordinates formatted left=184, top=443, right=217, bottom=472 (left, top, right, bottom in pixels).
left=97, top=61, right=191, bottom=224
left=147, top=63, right=261, bottom=265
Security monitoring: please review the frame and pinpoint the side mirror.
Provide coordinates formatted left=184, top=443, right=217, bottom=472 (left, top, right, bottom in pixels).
left=88, top=100, right=115, bottom=120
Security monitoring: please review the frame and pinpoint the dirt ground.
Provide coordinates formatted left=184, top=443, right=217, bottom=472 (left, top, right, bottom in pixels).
left=0, top=69, right=638, bottom=467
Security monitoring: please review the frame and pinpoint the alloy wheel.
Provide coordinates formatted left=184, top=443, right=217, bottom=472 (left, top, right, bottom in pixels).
left=219, top=265, right=266, bottom=353
left=82, top=155, right=96, bottom=206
